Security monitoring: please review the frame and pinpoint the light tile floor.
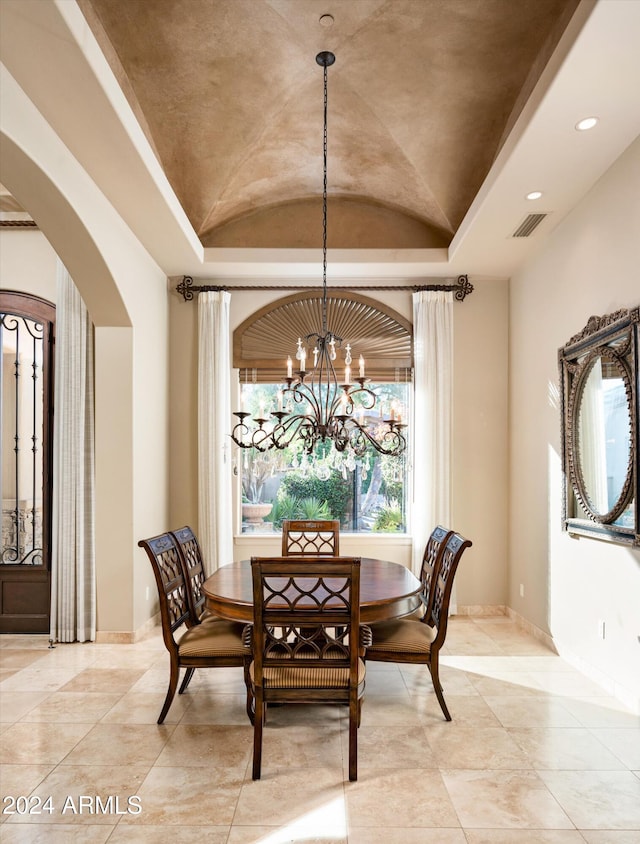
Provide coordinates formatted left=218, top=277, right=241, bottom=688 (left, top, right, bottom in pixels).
left=1, top=616, right=639, bottom=843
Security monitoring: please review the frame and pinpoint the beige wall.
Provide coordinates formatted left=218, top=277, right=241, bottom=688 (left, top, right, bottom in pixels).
left=0, top=230, right=57, bottom=301
left=168, top=278, right=509, bottom=606
left=509, top=135, right=640, bottom=708
left=453, top=278, right=509, bottom=608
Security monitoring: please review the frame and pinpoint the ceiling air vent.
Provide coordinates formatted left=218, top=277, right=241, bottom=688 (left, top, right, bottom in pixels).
left=512, top=213, right=547, bottom=238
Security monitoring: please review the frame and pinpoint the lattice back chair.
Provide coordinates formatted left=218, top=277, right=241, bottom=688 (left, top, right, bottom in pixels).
left=281, top=520, right=340, bottom=556
left=250, top=556, right=364, bottom=781
left=138, top=532, right=251, bottom=724
left=170, top=525, right=213, bottom=623
left=364, top=531, right=472, bottom=721
left=412, top=525, right=454, bottom=620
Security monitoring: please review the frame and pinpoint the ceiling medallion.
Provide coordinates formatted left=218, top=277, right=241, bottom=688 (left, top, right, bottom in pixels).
left=231, top=52, right=407, bottom=458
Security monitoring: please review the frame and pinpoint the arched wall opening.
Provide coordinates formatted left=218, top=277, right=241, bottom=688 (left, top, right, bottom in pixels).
left=0, top=133, right=129, bottom=327
left=0, top=128, right=167, bottom=640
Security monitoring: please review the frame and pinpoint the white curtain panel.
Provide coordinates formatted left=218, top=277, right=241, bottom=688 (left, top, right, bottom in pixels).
left=50, top=261, right=96, bottom=643
left=412, top=291, right=454, bottom=598
left=198, top=290, right=233, bottom=572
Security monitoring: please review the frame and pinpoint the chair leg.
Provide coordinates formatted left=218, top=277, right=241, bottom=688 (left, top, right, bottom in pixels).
left=252, top=694, right=265, bottom=780
left=348, top=701, right=358, bottom=781
left=158, top=656, right=180, bottom=724
left=179, top=666, right=196, bottom=694
left=429, top=651, right=451, bottom=721
left=244, top=661, right=255, bottom=725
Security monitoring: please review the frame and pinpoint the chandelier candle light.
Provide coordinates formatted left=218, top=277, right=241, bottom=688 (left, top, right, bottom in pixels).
left=231, top=52, right=407, bottom=458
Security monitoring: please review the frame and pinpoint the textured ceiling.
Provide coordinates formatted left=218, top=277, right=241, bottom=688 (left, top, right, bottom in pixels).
left=79, top=0, right=580, bottom=250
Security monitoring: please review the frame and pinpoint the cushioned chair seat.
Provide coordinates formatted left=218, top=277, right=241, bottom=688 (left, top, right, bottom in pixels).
left=178, top=619, right=248, bottom=658
left=250, top=659, right=366, bottom=689
left=367, top=619, right=437, bottom=654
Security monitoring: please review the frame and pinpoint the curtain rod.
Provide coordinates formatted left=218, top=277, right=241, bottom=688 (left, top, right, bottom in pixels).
left=176, top=274, right=473, bottom=302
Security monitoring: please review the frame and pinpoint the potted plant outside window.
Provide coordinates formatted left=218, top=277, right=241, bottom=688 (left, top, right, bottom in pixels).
left=241, top=452, right=274, bottom=525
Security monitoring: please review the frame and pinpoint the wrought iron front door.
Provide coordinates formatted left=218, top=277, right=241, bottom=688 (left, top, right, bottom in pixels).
left=0, top=292, right=55, bottom=632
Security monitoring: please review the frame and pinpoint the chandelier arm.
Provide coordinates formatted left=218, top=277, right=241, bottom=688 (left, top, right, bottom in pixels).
left=342, top=382, right=377, bottom=411
left=289, top=380, right=322, bottom=419
left=271, top=413, right=319, bottom=453
left=347, top=418, right=407, bottom=457
left=230, top=417, right=274, bottom=452
left=345, top=426, right=369, bottom=458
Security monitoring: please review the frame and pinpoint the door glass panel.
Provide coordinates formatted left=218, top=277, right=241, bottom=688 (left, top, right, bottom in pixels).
left=1, top=312, right=45, bottom=565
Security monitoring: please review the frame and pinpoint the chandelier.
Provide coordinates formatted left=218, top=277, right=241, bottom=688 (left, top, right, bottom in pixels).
left=231, top=51, right=407, bottom=458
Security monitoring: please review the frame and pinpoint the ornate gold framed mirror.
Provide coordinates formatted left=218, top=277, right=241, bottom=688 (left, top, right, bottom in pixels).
left=559, top=307, right=639, bottom=545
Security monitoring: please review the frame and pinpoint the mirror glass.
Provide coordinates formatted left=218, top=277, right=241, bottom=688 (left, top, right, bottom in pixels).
left=577, top=355, right=631, bottom=516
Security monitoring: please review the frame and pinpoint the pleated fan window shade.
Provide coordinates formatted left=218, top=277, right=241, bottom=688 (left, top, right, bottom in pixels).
left=233, top=292, right=413, bottom=383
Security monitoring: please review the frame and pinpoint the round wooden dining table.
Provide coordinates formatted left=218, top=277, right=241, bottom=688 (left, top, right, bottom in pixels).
left=202, top=558, right=422, bottom=624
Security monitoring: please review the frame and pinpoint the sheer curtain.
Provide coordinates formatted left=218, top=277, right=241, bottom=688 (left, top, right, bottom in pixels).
left=412, top=290, right=454, bottom=598
left=50, top=261, right=96, bottom=643
left=198, top=291, right=233, bottom=572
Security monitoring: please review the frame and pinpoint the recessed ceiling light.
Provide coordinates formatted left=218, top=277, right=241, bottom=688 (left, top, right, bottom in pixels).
left=319, top=14, right=334, bottom=27
left=526, top=191, right=543, bottom=200
left=575, top=116, right=598, bottom=131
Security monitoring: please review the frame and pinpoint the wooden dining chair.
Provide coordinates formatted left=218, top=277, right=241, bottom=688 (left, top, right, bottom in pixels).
left=138, top=532, right=251, bottom=724
left=281, top=519, right=340, bottom=555
left=364, top=531, right=472, bottom=721
left=249, top=556, right=364, bottom=781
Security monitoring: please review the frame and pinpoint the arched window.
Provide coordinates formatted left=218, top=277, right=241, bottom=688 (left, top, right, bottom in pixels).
left=234, top=290, right=412, bottom=381
left=233, top=292, right=412, bottom=534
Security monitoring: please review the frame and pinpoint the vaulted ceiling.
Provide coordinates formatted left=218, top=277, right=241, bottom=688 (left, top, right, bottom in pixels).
left=78, top=0, right=580, bottom=250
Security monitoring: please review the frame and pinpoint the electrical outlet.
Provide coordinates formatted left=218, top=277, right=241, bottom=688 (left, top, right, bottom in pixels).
left=519, top=583, right=524, bottom=598
left=598, top=619, right=606, bottom=639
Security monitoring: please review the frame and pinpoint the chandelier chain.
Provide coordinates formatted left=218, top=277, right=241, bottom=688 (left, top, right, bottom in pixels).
left=322, top=59, right=329, bottom=336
